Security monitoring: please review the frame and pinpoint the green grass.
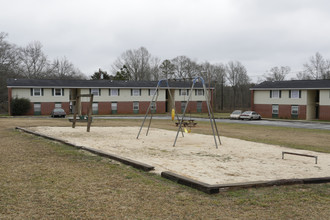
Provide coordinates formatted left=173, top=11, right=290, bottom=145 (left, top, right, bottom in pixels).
left=0, top=118, right=329, bottom=219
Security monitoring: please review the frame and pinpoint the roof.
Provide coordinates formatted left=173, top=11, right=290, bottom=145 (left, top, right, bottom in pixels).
left=7, top=78, right=212, bottom=89
left=251, top=80, right=330, bottom=90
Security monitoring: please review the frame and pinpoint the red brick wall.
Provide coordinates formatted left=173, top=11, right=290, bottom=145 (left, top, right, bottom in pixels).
left=41, top=102, right=55, bottom=115
left=254, top=104, right=307, bottom=119
left=98, top=102, right=111, bottom=115
left=253, top=104, right=272, bottom=118
left=251, top=90, right=254, bottom=111
left=298, top=105, right=306, bottom=120
left=118, top=102, right=133, bottom=114
left=156, top=101, right=166, bottom=113
left=319, top=106, right=330, bottom=120
left=279, top=105, right=291, bottom=119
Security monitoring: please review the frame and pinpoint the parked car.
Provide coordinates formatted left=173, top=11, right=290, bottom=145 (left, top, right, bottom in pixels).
left=51, top=108, right=66, bottom=118
left=230, top=110, right=242, bottom=119
left=239, top=111, right=261, bottom=120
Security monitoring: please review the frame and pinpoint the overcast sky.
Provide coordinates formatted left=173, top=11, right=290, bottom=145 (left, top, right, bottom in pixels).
left=1, top=0, right=330, bottom=82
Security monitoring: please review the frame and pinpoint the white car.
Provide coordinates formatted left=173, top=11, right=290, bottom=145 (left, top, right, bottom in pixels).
left=230, top=110, right=242, bottom=119
left=239, top=111, right=261, bottom=120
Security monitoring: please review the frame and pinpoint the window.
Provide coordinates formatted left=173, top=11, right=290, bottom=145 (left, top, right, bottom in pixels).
left=55, top=103, right=62, bottom=108
left=150, top=101, right=156, bottom=111
left=197, top=101, right=202, bottom=113
left=270, top=90, right=280, bottom=98
left=133, top=102, right=139, bottom=113
left=33, top=88, right=41, bottom=96
left=110, top=89, right=119, bottom=96
left=54, top=88, right=62, bottom=96
left=34, top=103, right=41, bottom=115
left=181, top=101, right=187, bottom=113
left=291, top=106, right=299, bottom=115
left=290, top=90, right=299, bottom=99
left=132, top=89, right=141, bottom=96
left=92, top=103, right=98, bottom=114
left=111, top=102, right=117, bottom=114
left=149, top=89, right=156, bottom=96
left=195, top=89, right=204, bottom=96
left=91, top=89, right=100, bottom=96
left=179, top=89, right=189, bottom=96
left=111, top=102, right=117, bottom=111
left=272, top=105, right=279, bottom=114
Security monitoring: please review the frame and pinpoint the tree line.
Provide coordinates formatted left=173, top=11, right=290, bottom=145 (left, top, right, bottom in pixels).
left=0, top=32, right=85, bottom=112
left=2, top=31, right=330, bottom=113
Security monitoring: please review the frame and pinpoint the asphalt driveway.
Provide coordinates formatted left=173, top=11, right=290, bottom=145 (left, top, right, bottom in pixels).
left=95, top=116, right=330, bottom=131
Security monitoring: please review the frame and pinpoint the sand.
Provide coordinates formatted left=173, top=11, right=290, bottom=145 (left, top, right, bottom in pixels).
left=30, top=126, right=330, bottom=185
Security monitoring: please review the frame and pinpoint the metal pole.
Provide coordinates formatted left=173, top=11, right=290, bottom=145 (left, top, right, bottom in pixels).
left=136, top=83, right=160, bottom=139
left=173, top=80, right=195, bottom=147
left=146, top=89, right=159, bottom=136
left=203, top=83, right=219, bottom=149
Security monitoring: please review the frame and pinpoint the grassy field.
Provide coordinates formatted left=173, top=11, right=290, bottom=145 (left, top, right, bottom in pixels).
left=0, top=117, right=329, bottom=219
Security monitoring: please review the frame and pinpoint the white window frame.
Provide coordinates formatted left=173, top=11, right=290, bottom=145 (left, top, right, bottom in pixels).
left=111, top=102, right=117, bottom=111
left=54, top=88, right=62, bottom=96
left=149, top=89, right=156, bottom=96
left=92, top=103, right=98, bottom=112
left=180, top=89, right=189, bottom=96
left=291, top=90, right=299, bottom=99
left=91, top=88, right=99, bottom=96
left=110, top=89, right=119, bottom=96
left=271, top=90, right=279, bottom=99
left=291, top=106, right=299, bottom=115
left=133, top=102, right=139, bottom=110
left=196, top=89, right=204, bottom=96
left=34, top=103, right=41, bottom=111
left=55, top=103, right=62, bottom=108
left=132, top=89, right=140, bottom=96
left=33, top=88, right=41, bottom=96
left=272, top=105, right=279, bottom=114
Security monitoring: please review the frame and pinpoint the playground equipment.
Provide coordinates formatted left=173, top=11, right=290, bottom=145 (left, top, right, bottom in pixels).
left=137, top=77, right=221, bottom=149
left=137, top=79, right=184, bottom=139
left=70, top=94, right=94, bottom=132
left=173, top=76, right=221, bottom=148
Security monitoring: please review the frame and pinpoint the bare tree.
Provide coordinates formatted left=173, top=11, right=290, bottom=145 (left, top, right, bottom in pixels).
left=159, top=59, right=175, bottom=79
left=263, top=66, right=290, bottom=81
left=18, top=41, right=49, bottom=79
left=112, top=47, right=155, bottom=81
left=226, top=61, right=250, bottom=109
left=171, top=56, right=189, bottom=79
left=50, top=57, right=85, bottom=79
left=301, top=52, right=330, bottom=79
left=149, top=56, right=161, bottom=81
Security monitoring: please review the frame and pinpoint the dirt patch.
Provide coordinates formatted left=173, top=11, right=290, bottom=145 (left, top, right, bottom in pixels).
left=29, top=126, right=330, bottom=185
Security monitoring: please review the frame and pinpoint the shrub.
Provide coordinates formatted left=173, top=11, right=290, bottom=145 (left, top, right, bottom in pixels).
left=11, top=97, right=31, bottom=115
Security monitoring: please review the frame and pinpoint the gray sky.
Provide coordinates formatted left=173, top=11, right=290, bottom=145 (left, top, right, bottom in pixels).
left=1, top=0, right=330, bottom=82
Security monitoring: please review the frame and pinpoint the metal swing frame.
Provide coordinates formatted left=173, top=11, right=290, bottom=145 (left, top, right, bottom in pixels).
left=137, top=79, right=183, bottom=139
left=173, top=76, right=221, bottom=148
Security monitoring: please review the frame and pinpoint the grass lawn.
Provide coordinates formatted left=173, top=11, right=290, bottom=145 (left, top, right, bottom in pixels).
left=0, top=118, right=329, bottom=219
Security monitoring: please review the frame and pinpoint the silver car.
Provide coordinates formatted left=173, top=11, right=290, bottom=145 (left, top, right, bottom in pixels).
left=230, top=110, right=242, bottom=119
left=239, top=111, right=261, bottom=120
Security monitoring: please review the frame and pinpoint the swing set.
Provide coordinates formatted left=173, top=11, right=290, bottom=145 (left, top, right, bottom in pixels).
left=137, top=77, right=221, bottom=148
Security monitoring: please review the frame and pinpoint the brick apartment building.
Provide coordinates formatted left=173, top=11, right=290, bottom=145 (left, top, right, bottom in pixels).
left=7, top=79, right=212, bottom=116
left=250, top=80, right=330, bottom=120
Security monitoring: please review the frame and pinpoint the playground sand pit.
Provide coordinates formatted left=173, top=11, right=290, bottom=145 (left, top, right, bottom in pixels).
left=30, top=126, right=330, bottom=185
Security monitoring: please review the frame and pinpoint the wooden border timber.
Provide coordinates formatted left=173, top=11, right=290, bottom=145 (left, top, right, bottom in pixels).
left=282, top=151, right=318, bottom=164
